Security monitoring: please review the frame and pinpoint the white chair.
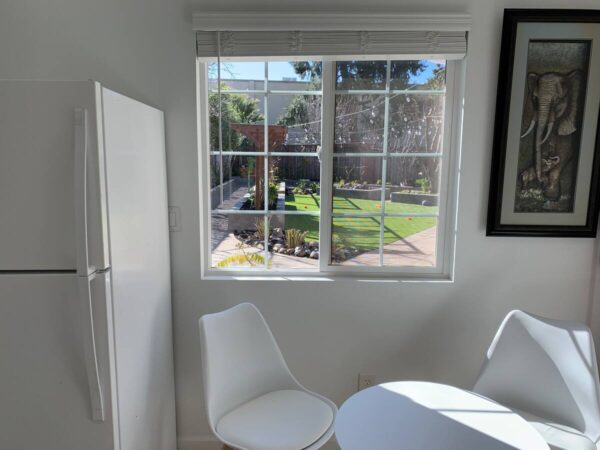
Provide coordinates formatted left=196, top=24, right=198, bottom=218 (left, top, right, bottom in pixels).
left=199, top=303, right=337, bottom=450
left=474, top=310, right=600, bottom=450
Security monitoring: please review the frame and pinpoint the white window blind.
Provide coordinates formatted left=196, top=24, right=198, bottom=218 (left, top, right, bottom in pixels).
left=196, top=30, right=467, bottom=61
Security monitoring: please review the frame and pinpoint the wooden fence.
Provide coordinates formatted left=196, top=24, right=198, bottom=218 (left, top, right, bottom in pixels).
left=217, top=144, right=441, bottom=190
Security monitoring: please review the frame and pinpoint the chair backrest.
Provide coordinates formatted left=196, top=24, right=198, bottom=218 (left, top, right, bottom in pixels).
left=473, top=310, right=600, bottom=441
left=199, top=303, right=300, bottom=432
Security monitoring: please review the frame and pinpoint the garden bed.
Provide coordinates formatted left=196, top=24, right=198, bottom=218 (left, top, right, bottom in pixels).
left=334, top=184, right=392, bottom=201
left=228, top=182, right=286, bottom=231
left=391, top=191, right=439, bottom=207
left=234, top=227, right=320, bottom=260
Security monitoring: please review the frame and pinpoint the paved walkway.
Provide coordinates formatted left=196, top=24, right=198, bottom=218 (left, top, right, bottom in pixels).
left=211, top=226, right=436, bottom=269
left=211, top=181, right=250, bottom=253
left=339, top=226, right=437, bottom=267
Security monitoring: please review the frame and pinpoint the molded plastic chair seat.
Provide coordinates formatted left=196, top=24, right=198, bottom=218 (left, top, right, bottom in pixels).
left=474, top=310, right=600, bottom=450
left=199, top=303, right=337, bottom=450
left=515, top=410, right=597, bottom=450
left=216, top=389, right=334, bottom=450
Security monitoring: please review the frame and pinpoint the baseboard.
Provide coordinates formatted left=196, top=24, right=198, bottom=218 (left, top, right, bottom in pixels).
left=178, top=436, right=340, bottom=450
left=178, top=436, right=219, bottom=450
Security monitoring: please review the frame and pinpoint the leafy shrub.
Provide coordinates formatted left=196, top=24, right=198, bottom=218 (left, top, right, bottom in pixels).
left=415, top=177, right=431, bottom=193
left=293, top=179, right=320, bottom=194
left=268, top=181, right=279, bottom=207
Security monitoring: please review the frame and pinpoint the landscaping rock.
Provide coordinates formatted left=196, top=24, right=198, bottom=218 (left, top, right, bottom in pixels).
left=234, top=225, right=323, bottom=260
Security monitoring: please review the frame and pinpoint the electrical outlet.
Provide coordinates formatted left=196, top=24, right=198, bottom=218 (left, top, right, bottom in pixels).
left=358, top=373, right=375, bottom=391
left=168, top=206, right=182, bottom=232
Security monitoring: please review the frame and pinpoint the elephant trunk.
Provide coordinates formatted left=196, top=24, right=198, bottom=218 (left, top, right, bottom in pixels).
left=534, top=98, right=552, bottom=181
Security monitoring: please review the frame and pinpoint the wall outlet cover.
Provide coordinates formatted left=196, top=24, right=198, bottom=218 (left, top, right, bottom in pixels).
left=358, top=373, right=376, bottom=391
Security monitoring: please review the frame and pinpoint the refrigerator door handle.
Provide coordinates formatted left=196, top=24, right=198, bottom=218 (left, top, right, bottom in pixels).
left=74, top=108, right=94, bottom=277
left=78, top=275, right=105, bottom=422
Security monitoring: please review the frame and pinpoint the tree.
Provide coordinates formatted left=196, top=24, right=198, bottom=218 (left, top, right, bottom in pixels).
left=290, top=60, right=446, bottom=192
left=424, top=63, right=446, bottom=90
left=277, top=95, right=311, bottom=127
left=292, top=60, right=425, bottom=89
left=231, top=95, right=263, bottom=124
left=209, top=85, right=264, bottom=187
left=387, top=62, right=446, bottom=192
left=209, top=84, right=263, bottom=152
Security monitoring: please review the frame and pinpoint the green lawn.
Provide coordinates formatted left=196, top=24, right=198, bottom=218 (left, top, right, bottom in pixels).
left=284, top=194, right=437, bottom=250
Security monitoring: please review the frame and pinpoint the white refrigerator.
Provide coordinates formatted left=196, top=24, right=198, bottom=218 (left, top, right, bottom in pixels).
left=0, top=80, right=177, bottom=450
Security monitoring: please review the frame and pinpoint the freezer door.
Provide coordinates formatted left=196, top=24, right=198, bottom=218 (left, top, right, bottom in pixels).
left=102, top=88, right=176, bottom=450
left=0, top=81, right=109, bottom=272
left=0, top=272, right=118, bottom=450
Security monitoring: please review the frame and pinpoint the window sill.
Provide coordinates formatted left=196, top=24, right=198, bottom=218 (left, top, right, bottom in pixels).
left=200, top=270, right=453, bottom=283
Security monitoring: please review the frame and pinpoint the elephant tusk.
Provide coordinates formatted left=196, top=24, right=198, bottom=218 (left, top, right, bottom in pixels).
left=521, top=120, right=536, bottom=139
left=541, top=120, right=555, bottom=145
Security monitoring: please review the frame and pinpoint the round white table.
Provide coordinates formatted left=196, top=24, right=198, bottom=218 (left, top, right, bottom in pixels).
left=335, top=381, right=549, bottom=450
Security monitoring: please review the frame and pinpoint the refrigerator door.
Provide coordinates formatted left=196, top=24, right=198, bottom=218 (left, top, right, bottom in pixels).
left=0, top=80, right=109, bottom=272
left=0, top=272, right=118, bottom=450
left=102, top=87, right=176, bottom=450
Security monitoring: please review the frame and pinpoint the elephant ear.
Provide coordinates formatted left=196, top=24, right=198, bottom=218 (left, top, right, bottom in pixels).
left=521, top=73, right=538, bottom=135
left=558, top=70, right=584, bottom=136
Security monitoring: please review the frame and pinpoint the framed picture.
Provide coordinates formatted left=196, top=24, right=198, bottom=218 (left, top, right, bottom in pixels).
left=487, top=9, right=600, bottom=237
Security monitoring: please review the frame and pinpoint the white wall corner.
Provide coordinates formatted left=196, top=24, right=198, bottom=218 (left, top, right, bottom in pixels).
left=587, top=233, right=600, bottom=358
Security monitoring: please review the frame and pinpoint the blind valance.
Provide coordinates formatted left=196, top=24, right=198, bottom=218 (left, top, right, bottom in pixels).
left=196, top=30, right=468, bottom=61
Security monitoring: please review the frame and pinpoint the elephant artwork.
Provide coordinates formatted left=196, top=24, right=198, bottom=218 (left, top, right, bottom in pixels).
left=515, top=40, right=591, bottom=213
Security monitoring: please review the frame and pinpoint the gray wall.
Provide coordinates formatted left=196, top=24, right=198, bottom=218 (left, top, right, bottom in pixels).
left=2, top=1, right=600, bottom=449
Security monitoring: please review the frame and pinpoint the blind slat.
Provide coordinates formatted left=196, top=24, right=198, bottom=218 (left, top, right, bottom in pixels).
left=196, top=30, right=467, bottom=60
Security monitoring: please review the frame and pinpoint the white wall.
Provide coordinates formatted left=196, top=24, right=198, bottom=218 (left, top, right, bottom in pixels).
left=2, top=0, right=600, bottom=449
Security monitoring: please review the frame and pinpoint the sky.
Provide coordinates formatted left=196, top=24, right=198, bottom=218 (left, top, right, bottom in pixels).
left=214, top=60, right=445, bottom=85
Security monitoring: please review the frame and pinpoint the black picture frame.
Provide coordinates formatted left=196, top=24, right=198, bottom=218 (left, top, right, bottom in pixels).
left=487, top=9, right=600, bottom=237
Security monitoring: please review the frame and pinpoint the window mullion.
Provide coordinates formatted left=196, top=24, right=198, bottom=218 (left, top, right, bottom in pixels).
left=437, top=59, right=460, bottom=275
left=198, top=61, right=212, bottom=273
left=217, top=53, right=224, bottom=206
left=263, top=62, right=269, bottom=270
left=378, top=60, right=392, bottom=267
left=319, top=60, right=336, bottom=271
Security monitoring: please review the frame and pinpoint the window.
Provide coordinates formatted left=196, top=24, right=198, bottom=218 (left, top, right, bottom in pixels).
left=196, top=24, right=466, bottom=278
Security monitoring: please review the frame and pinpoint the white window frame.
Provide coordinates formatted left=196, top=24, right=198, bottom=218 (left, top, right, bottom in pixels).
left=196, top=14, right=468, bottom=281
